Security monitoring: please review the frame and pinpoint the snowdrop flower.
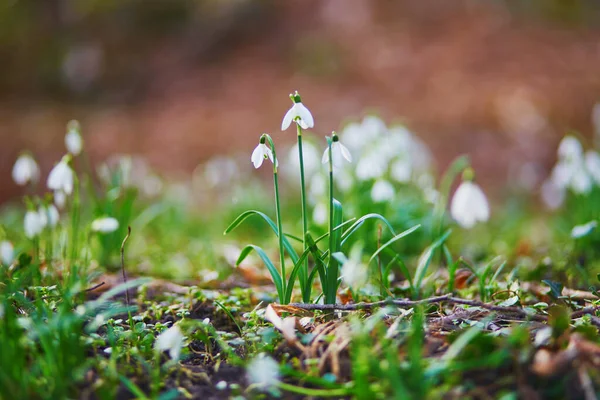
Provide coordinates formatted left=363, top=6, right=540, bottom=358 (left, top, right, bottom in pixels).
left=322, top=133, right=352, bottom=168
left=450, top=171, right=490, bottom=229
left=251, top=136, right=276, bottom=169
left=0, top=241, right=14, bottom=265
left=246, top=353, right=280, bottom=390
left=54, top=190, right=67, bottom=209
left=571, top=221, right=597, bottom=239
left=47, top=156, right=74, bottom=195
left=155, top=325, right=184, bottom=360
left=12, top=153, right=40, bottom=186
left=356, top=152, right=387, bottom=181
left=371, top=179, right=395, bottom=202
left=557, top=135, right=583, bottom=162
left=281, top=91, right=314, bottom=130
left=312, top=202, right=328, bottom=225
left=65, top=120, right=83, bottom=155
left=585, top=151, right=600, bottom=184
left=91, top=217, right=119, bottom=233
left=390, top=158, right=412, bottom=183
left=42, top=205, right=60, bottom=227
left=340, top=249, right=368, bottom=289
left=24, top=210, right=45, bottom=238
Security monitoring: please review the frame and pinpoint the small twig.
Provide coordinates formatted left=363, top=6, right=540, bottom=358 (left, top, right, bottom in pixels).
left=84, top=281, right=105, bottom=292
left=121, top=226, right=132, bottom=307
left=570, top=305, right=600, bottom=319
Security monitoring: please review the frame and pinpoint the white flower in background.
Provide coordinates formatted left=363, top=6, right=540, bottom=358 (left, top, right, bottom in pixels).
left=308, top=173, right=327, bottom=201
left=91, top=217, right=119, bottom=233
left=322, top=134, right=352, bottom=168
left=340, top=249, right=368, bottom=289
left=47, top=156, right=74, bottom=195
left=24, top=210, right=45, bottom=238
left=45, top=205, right=60, bottom=227
left=356, top=152, right=387, bottom=181
left=0, top=241, right=14, bottom=265
left=339, top=122, right=363, bottom=153
left=54, top=190, right=67, bottom=209
left=281, top=92, right=314, bottom=130
left=371, top=179, right=395, bottom=203
left=585, top=151, right=600, bottom=184
left=155, top=325, right=184, bottom=360
left=286, top=141, right=320, bottom=179
left=251, top=141, right=276, bottom=169
left=12, top=153, right=40, bottom=186
left=540, top=179, right=565, bottom=210
left=390, top=158, right=412, bottom=183
left=335, top=168, right=354, bottom=192
left=570, top=167, right=592, bottom=194
left=571, top=221, right=597, bottom=239
left=65, top=120, right=83, bottom=155
left=557, top=135, right=583, bottom=162
left=450, top=175, right=490, bottom=229
left=312, top=202, right=328, bottom=225
left=246, top=353, right=280, bottom=390
left=361, top=115, right=387, bottom=140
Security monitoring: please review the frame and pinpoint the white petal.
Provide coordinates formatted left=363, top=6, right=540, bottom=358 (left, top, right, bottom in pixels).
left=281, top=107, right=295, bottom=131
left=295, top=103, right=314, bottom=128
left=371, top=180, right=395, bottom=203
left=339, top=142, right=352, bottom=162
left=251, top=144, right=265, bottom=169
left=450, top=182, right=489, bottom=229
left=155, top=325, right=184, bottom=360
left=296, top=118, right=309, bottom=130
left=0, top=241, right=14, bottom=265
left=65, top=130, right=83, bottom=155
left=91, top=217, right=119, bottom=233
left=571, top=221, right=597, bottom=239
left=321, top=147, right=330, bottom=164
left=12, top=155, right=40, bottom=186
left=47, top=205, right=60, bottom=227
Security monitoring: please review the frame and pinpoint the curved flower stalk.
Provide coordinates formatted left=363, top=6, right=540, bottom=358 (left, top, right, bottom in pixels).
left=12, top=153, right=40, bottom=186
left=450, top=168, right=490, bottom=229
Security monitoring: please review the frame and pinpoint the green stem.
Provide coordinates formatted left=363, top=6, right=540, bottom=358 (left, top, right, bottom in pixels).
left=277, top=382, right=351, bottom=397
left=296, top=125, right=309, bottom=302
left=265, top=135, right=287, bottom=303
left=70, top=175, right=81, bottom=266
left=326, top=140, right=336, bottom=304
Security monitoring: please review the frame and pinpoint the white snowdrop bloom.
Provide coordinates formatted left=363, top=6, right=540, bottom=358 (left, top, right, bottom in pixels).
left=91, top=217, right=119, bottom=233
left=24, top=210, right=45, bottom=238
left=43, top=205, right=60, bottom=227
left=450, top=181, right=490, bottom=229
left=155, top=325, right=184, bottom=360
left=341, top=251, right=368, bottom=289
left=322, top=136, right=352, bottom=168
left=371, top=180, right=395, bottom=203
left=246, top=353, right=280, bottom=390
left=540, top=179, right=565, bottom=210
left=251, top=143, right=276, bottom=169
left=312, top=202, right=328, bottom=225
left=570, top=167, right=592, bottom=194
left=54, top=190, right=67, bottom=209
left=65, top=123, right=83, bottom=155
left=308, top=173, right=327, bottom=201
left=36, top=207, right=48, bottom=229
left=339, top=122, right=364, bottom=154
left=423, top=187, right=440, bottom=204
left=557, top=136, right=583, bottom=162
left=390, top=158, right=412, bottom=183
left=47, top=157, right=74, bottom=195
left=12, top=154, right=40, bottom=186
left=360, top=115, right=387, bottom=140
left=571, top=221, right=597, bottom=239
left=585, top=150, right=600, bottom=184
left=281, top=92, right=314, bottom=130
left=550, top=162, right=574, bottom=189
left=356, top=152, right=387, bottom=181
left=0, top=241, right=14, bottom=265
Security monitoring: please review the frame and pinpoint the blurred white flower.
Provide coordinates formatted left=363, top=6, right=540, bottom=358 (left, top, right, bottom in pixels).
left=390, top=158, right=412, bottom=183
left=557, top=136, right=583, bottom=162
left=47, top=157, right=74, bottom=195
left=286, top=141, right=320, bottom=179
left=308, top=173, right=327, bottom=202
left=12, top=154, right=40, bottom=186
left=24, top=210, right=45, bottom=238
left=371, top=180, right=395, bottom=203
left=155, top=325, right=184, bottom=360
left=356, top=152, right=387, bottom=181
left=312, top=202, right=328, bottom=225
left=45, top=205, right=60, bottom=227
left=339, top=122, right=363, bottom=153
left=540, top=179, right=565, bottom=210
left=251, top=142, right=276, bottom=169
left=570, top=167, right=592, bottom=194
left=54, top=190, right=67, bottom=209
left=585, top=151, right=600, bottom=184
left=247, top=354, right=280, bottom=390
left=571, top=221, right=597, bottom=239
left=65, top=121, right=83, bottom=155
left=0, top=241, right=14, bottom=265
left=361, top=115, right=387, bottom=139
left=281, top=92, right=314, bottom=130
left=450, top=181, right=490, bottom=229
left=341, top=249, right=368, bottom=289
left=322, top=137, right=352, bottom=168
left=91, top=217, right=119, bottom=233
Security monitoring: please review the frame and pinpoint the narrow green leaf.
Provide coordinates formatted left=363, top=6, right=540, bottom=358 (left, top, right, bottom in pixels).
left=341, top=213, right=397, bottom=245
left=413, top=230, right=452, bottom=296
left=238, top=245, right=284, bottom=302
left=369, top=224, right=421, bottom=262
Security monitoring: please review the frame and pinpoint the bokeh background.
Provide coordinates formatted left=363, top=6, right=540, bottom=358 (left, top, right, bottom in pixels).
left=2, top=0, right=600, bottom=203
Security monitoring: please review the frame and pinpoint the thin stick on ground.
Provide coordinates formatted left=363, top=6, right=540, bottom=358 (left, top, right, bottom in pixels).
left=121, top=226, right=132, bottom=307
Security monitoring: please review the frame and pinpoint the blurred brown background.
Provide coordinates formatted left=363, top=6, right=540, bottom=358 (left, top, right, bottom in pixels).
left=2, top=0, right=600, bottom=202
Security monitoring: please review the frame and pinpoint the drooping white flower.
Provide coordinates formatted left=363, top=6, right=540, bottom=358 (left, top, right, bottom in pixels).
left=355, top=152, right=387, bottom=181
left=91, top=217, right=119, bottom=233
left=246, top=353, right=280, bottom=390
left=54, top=190, right=67, bottom=209
left=557, top=135, right=583, bottom=162
left=340, top=249, right=368, bottom=289
left=371, top=179, right=395, bottom=203
left=251, top=142, right=276, bottom=169
left=322, top=134, right=352, bottom=168
left=390, top=158, right=412, bottom=183
left=585, top=150, right=600, bottom=184
left=450, top=180, right=490, bottom=229
left=45, top=205, right=60, bottom=227
left=12, top=153, right=40, bottom=186
left=47, top=156, right=74, bottom=195
left=24, top=210, right=45, bottom=239
left=571, top=221, right=597, bottom=239
left=155, top=325, right=184, bottom=360
left=65, top=121, right=83, bottom=155
left=281, top=92, right=314, bottom=130
left=0, top=241, right=14, bottom=265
